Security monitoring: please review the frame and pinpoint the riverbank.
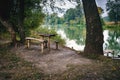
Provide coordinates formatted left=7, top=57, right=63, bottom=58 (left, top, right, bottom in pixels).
left=0, top=41, right=120, bottom=80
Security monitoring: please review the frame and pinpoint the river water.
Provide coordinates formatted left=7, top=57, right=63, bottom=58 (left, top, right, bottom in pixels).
left=47, top=25, right=120, bottom=57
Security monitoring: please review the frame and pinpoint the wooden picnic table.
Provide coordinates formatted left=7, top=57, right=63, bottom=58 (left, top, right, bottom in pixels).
left=39, top=34, right=56, bottom=50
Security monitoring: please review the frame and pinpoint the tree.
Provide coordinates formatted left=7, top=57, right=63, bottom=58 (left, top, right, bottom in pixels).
left=82, top=0, right=104, bottom=55
left=64, top=8, right=76, bottom=22
left=106, top=0, right=120, bottom=24
left=64, top=4, right=83, bottom=24
left=0, top=0, right=17, bottom=45
left=97, top=7, right=105, bottom=25
left=17, top=0, right=25, bottom=43
left=0, top=0, right=44, bottom=45
left=98, top=7, right=104, bottom=15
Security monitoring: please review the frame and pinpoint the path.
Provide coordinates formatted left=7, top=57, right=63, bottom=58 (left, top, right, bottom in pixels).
left=14, top=44, right=92, bottom=74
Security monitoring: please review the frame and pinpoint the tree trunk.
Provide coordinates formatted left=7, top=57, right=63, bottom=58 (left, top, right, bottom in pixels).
left=0, top=17, right=17, bottom=45
left=82, top=0, right=104, bottom=55
left=18, top=0, right=25, bottom=43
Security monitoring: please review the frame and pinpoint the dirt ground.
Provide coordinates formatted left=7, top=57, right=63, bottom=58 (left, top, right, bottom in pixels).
left=13, top=43, right=92, bottom=74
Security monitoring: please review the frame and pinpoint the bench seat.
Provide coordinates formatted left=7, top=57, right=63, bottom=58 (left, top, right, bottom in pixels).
left=25, top=37, right=44, bottom=53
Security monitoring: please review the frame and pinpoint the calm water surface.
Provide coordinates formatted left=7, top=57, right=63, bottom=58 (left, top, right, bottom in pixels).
left=48, top=25, right=120, bottom=57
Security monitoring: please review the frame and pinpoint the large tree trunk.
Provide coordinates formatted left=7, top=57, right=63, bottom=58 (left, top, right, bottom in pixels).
left=0, top=17, right=17, bottom=45
left=18, top=0, right=25, bottom=43
left=82, top=0, right=104, bottom=55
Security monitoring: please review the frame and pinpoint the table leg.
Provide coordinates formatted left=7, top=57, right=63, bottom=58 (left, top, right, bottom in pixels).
left=44, top=40, right=48, bottom=48
left=41, top=42, right=44, bottom=53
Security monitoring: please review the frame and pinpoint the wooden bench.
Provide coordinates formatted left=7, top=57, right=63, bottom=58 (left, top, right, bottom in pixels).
left=25, top=37, right=45, bottom=53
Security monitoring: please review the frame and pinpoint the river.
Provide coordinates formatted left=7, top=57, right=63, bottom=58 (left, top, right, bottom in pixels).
left=46, top=25, right=120, bottom=57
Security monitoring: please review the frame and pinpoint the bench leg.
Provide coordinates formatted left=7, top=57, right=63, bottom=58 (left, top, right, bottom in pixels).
left=27, top=39, right=30, bottom=48
left=55, top=41, right=59, bottom=50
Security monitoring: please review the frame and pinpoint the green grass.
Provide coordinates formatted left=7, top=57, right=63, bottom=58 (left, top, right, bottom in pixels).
left=103, top=25, right=120, bottom=30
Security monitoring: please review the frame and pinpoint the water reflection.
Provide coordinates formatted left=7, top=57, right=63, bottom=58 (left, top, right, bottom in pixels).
left=48, top=25, right=120, bottom=56
left=57, top=29, right=85, bottom=50
left=104, top=29, right=120, bottom=56
left=56, top=25, right=86, bottom=50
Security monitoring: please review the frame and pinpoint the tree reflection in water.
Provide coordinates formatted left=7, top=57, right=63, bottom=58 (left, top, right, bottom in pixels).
left=104, top=29, right=120, bottom=56
left=49, top=25, right=120, bottom=56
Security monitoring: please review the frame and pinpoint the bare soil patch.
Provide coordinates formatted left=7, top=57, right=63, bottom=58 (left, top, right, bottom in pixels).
left=13, top=44, right=92, bottom=74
